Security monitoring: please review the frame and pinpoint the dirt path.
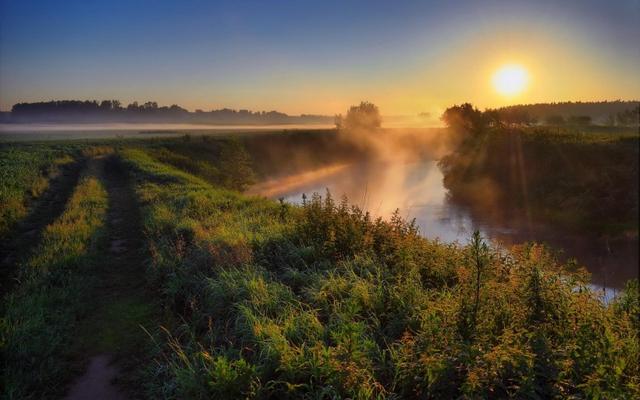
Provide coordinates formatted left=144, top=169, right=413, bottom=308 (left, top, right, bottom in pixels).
left=65, top=155, right=156, bottom=400
left=65, top=355, right=127, bottom=400
left=0, top=160, right=83, bottom=296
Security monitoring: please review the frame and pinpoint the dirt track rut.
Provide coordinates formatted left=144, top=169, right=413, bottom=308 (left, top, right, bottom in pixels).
left=65, top=155, right=154, bottom=400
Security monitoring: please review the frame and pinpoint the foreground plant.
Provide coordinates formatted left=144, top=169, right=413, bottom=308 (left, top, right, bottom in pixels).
left=122, top=148, right=639, bottom=399
left=0, top=162, right=108, bottom=398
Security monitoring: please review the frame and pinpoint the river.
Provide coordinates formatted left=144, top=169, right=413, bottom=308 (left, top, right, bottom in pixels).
left=250, top=159, right=638, bottom=298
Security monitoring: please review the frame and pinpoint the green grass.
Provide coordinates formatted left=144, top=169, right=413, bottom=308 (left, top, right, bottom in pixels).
left=0, top=144, right=76, bottom=238
left=0, top=161, right=108, bottom=399
left=0, top=133, right=637, bottom=399
left=120, top=146, right=639, bottom=399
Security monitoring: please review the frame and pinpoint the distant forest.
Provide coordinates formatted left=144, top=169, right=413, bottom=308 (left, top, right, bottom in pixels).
left=0, top=100, right=333, bottom=125
left=0, top=99, right=638, bottom=126
left=494, top=100, right=639, bottom=126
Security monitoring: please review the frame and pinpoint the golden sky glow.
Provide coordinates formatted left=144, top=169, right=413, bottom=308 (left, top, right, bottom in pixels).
left=0, top=1, right=638, bottom=117
left=492, top=65, right=529, bottom=97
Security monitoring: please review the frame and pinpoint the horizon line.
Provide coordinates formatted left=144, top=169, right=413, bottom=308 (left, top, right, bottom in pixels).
left=2, top=98, right=639, bottom=115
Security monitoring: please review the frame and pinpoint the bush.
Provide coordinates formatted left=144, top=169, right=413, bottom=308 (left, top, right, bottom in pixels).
left=121, top=148, right=639, bottom=399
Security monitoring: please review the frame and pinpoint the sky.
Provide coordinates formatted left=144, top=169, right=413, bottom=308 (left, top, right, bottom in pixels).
left=1, top=0, right=639, bottom=115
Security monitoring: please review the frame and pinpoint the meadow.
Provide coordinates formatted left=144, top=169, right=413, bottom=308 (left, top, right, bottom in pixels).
left=2, top=157, right=108, bottom=397
left=0, top=144, right=77, bottom=239
left=0, top=129, right=638, bottom=399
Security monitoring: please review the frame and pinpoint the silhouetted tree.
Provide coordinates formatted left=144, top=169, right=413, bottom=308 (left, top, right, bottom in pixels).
left=493, top=101, right=638, bottom=125
left=499, top=108, right=535, bottom=125
left=99, top=100, right=112, bottom=110
left=343, top=101, right=381, bottom=131
left=218, top=139, right=256, bottom=191
left=482, top=109, right=503, bottom=128
left=7, top=99, right=333, bottom=124
left=143, top=101, right=158, bottom=110
left=441, top=103, right=486, bottom=134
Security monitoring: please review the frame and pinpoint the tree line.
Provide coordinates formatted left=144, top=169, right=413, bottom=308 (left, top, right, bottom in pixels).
left=492, top=100, right=639, bottom=126
left=441, top=102, right=639, bottom=134
left=332, top=100, right=639, bottom=134
left=6, top=100, right=332, bottom=124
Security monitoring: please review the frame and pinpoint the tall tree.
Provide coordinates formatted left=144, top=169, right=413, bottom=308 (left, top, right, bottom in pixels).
left=342, top=101, right=381, bottom=131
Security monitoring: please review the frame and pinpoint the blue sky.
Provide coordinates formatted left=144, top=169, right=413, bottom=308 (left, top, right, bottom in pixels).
left=1, top=0, right=639, bottom=114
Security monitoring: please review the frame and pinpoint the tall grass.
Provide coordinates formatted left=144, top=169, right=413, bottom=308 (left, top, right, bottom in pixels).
left=0, top=161, right=108, bottom=399
left=0, top=144, right=75, bottom=238
left=144, top=138, right=256, bottom=190
left=121, top=148, right=639, bottom=399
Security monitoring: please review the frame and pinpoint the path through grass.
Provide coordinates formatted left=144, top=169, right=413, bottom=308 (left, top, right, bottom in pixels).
left=2, top=151, right=159, bottom=399
left=65, top=154, right=158, bottom=399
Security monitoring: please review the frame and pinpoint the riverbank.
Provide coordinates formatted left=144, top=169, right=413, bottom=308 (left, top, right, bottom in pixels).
left=439, top=127, right=639, bottom=238
left=1, top=132, right=639, bottom=398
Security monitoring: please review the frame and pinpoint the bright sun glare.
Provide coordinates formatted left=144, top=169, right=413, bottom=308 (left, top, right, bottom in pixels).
left=492, top=65, right=529, bottom=96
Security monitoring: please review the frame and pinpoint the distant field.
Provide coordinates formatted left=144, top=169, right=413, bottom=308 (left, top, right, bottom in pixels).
left=0, top=123, right=335, bottom=142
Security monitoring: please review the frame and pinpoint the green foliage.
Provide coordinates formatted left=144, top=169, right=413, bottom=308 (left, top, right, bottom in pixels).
left=457, top=231, right=490, bottom=342
left=148, top=147, right=221, bottom=182
left=615, top=279, right=640, bottom=333
left=439, top=127, right=639, bottom=236
left=0, top=144, right=75, bottom=238
left=217, top=138, right=256, bottom=191
left=1, top=137, right=636, bottom=398
left=338, top=101, right=382, bottom=131
left=0, top=167, right=108, bottom=398
left=120, top=149, right=639, bottom=399
left=442, top=103, right=488, bottom=135
left=144, top=138, right=256, bottom=191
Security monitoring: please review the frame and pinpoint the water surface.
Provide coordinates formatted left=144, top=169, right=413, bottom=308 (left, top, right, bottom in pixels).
left=253, top=160, right=638, bottom=295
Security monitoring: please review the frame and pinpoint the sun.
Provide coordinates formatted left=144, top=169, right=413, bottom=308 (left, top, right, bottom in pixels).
left=492, top=64, right=529, bottom=96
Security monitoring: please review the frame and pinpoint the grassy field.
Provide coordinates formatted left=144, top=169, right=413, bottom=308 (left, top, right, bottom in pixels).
left=2, top=159, right=108, bottom=398
left=0, top=143, right=78, bottom=239
left=0, top=131, right=638, bottom=399
left=123, top=139, right=638, bottom=398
